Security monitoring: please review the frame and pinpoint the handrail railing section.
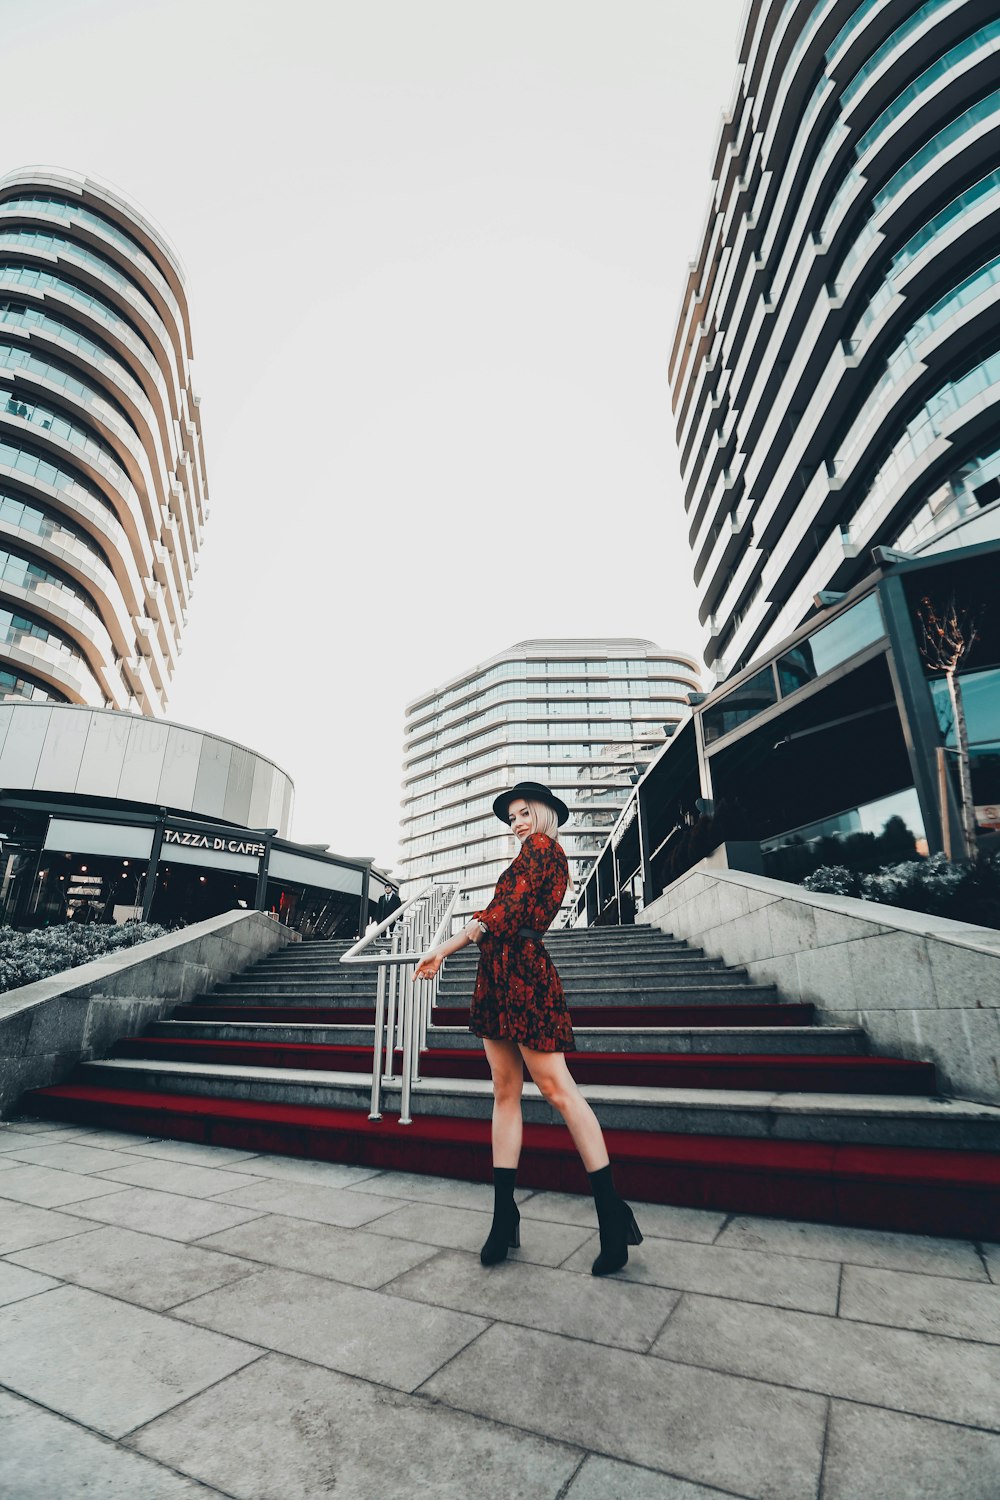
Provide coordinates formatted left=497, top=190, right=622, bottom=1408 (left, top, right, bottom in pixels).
left=339, top=883, right=459, bottom=1125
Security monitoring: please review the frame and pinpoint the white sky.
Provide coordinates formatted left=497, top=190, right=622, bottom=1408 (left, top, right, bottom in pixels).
left=2, top=0, right=746, bottom=872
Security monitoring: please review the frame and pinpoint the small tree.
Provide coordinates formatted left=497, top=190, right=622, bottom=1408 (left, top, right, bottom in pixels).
left=917, top=593, right=979, bottom=858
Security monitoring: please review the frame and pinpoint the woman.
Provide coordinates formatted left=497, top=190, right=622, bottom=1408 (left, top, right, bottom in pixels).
left=414, top=779, right=642, bottom=1276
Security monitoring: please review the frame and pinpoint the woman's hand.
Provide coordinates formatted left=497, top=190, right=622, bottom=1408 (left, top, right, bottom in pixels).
left=413, top=948, right=444, bottom=981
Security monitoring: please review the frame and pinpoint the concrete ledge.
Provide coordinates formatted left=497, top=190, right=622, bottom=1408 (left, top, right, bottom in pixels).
left=639, top=864, right=1000, bottom=1107
left=0, top=910, right=299, bottom=1117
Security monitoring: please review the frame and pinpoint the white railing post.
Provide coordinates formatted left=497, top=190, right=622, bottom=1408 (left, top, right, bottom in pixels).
left=340, top=882, right=459, bottom=1126
left=368, top=961, right=387, bottom=1121
left=384, top=923, right=399, bottom=1081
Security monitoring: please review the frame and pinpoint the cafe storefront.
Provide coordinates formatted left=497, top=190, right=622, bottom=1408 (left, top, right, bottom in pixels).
left=0, top=805, right=378, bottom=938
left=0, top=704, right=394, bottom=938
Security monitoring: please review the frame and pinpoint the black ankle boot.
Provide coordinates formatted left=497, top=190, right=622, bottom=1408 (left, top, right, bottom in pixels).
left=588, top=1164, right=643, bottom=1277
left=480, top=1167, right=520, bottom=1266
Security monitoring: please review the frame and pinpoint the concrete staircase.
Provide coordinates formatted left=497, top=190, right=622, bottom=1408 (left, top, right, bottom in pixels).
left=23, top=926, right=1000, bottom=1237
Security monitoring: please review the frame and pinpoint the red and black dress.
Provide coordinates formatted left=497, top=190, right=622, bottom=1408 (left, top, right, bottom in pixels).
left=470, top=831, right=575, bottom=1053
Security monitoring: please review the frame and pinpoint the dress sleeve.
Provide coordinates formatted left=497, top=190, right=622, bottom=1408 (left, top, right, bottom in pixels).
left=475, top=833, right=552, bottom=939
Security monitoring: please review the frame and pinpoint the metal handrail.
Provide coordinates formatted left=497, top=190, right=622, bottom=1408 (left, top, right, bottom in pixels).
left=340, top=882, right=459, bottom=1125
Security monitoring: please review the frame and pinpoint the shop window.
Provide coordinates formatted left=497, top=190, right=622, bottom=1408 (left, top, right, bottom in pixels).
left=777, top=593, right=884, bottom=696
left=761, top=786, right=926, bottom=883
left=703, top=666, right=777, bottom=744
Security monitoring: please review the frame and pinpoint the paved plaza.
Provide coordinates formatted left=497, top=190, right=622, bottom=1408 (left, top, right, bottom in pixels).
left=0, top=1116, right=998, bottom=1499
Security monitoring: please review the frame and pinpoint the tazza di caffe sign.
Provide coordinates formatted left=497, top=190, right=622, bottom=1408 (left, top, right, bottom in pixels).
left=163, top=828, right=267, bottom=858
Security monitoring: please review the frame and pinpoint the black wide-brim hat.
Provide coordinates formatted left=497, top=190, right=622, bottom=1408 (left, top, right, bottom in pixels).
left=492, top=781, right=569, bottom=827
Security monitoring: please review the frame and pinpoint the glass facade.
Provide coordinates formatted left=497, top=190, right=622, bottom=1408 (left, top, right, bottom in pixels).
left=672, top=0, right=1000, bottom=680
left=761, top=786, right=926, bottom=883
left=399, top=639, right=700, bottom=922
left=574, top=542, right=1000, bottom=925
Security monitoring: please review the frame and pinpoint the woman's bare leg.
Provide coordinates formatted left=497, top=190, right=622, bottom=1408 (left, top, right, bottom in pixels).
left=518, top=1045, right=609, bottom=1173
left=482, top=1038, right=524, bottom=1168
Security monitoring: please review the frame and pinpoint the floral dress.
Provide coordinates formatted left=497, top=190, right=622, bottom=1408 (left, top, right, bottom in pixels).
left=470, top=831, right=575, bottom=1053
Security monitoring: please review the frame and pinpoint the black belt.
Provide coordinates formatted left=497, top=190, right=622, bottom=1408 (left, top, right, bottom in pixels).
left=517, top=927, right=546, bottom=941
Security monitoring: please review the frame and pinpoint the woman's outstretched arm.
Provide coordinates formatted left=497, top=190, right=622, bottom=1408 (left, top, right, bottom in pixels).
left=413, top=918, right=483, bottom=980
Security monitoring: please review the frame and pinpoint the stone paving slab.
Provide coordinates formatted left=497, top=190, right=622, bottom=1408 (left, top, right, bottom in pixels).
left=64, top=1185, right=266, bottom=1241
left=385, top=1246, right=680, bottom=1349
left=561, top=1230, right=841, bottom=1313
left=421, top=1321, right=828, bottom=1500
left=822, top=1399, right=1000, bottom=1499
left=365, top=1197, right=594, bottom=1266
left=0, top=1199, right=97, bottom=1254
left=653, top=1293, right=1000, bottom=1430
left=211, top=1176, right=404, bottom=1227
left=345, top=1167, right=531, bottom=1210
left=3, top=1119, right=999, bottom=1499
left=0, top=1163, right=131, bottom=1208
left=0, top=1389, right=220, bottom=1500
left=0, top=1260, right=59, bottom=1308
left=565, top=1455, right=737, bottom=1499
left=213, top=1152, right=383, bottom=1185
left=197, top=1212, right=437, bottom=1287
left=0, top=1140, right=141, bottom=1173
left=59, top=1128, right=160, bottom=1149
left=519, top=1190, right=726, bottom=1244
left=93, top=1158, right=269, bottom=1198
left=174, top=1266, right=487, bottom=1393
left=715, top=1213, right=988, bottom=1279
left=129, top=1351, right=579, bottom=1500
left=0, top=1284, right=260, bottom=1438
left=983, top=1241, right=999, bottom=1283
left=0, top=1128, right=68, bottom=1154
left=10, top=1226, right=259, bottom=1311
left=105, top=1137, right=262, bottom=1167
left=840, top=1263, right=1000, bottom=1344
left=0, top=1120, right=80, bottom=1140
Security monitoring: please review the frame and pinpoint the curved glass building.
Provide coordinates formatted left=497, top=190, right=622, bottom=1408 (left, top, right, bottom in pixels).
left=0, top=167, right=207, bottom=715
left=671, top=0, right=1000, bottom=681
left=399, top=638, right=701, bottom=920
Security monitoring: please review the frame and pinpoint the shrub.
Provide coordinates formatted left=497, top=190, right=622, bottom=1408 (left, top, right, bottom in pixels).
left=802, top=851, right=1000, bottom=928
left=0, top=921, right=166, bottom=994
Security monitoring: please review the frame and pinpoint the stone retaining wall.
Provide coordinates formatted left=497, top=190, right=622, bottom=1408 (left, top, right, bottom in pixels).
left=639, top=863, right=1000, bottom=1106
left=0, top=910, right=299, bottom=1116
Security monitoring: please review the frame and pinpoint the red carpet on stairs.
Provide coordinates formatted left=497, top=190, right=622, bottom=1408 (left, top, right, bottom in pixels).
left=24, top=1081, right=1000, bottom=1238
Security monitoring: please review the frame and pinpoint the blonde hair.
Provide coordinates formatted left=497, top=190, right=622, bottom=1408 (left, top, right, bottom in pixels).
left=526, top=800, right=574, bottom=891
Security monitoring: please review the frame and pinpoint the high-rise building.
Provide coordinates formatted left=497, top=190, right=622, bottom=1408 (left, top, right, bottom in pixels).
left=399, top=639, right=700, bottom=919
left=0, top=168, right=395, bottom=939
left=670, top=0, right=1000, bottom=684
left=0, top=167, right=208, bottom=715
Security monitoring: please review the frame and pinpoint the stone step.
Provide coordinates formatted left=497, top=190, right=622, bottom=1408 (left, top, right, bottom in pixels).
left=296, top=930, right=677, bottom=951
left=112, top=1035, right=930, bottom=1094
left=430, top=1000, right=792, bottom=1023
left=270, top=934, right=692, bottom=956
left=180, top=1001, right=809, bottom=1027
left=216, top=971, right=752, bottom=999
left=178, top=1000, right=817, bottom=1028
left=436, top=967, right=749, bottom=991
left=150, top=1018, right=868, bottom=1056
left=48, top=1056, right=1000, bottom=1150
left=26, top=1082, right=1000, bottom=1239
left=201, top=982, right=779, bottom=1007
left=250, top=956, right=719, bottom=980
